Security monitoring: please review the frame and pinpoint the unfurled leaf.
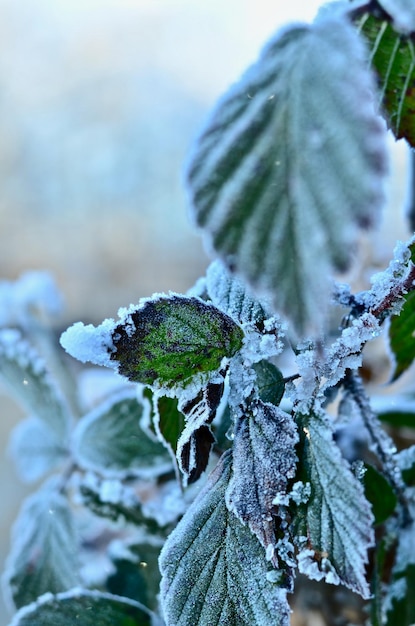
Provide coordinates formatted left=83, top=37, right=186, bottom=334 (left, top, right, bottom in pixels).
left=0, top=329, right=71, bottom=439
left=112, top=295, right=243, bottom=387
left=159, top=451, right=291, bottom=626
left=357, top=9, right=415, bottom=146
left=388, top=290, right=415, bottom=380
left=177, top=375, right=225, bottom=482
left=297, top=410, right=374, bottom=598
left=73, top=390, right=171, bottom=478
left=9, top=417, right=69, bottom=483
left=187, top=16, right=386, bottom=335
left=226, top=400, right=298, bottom=556
left=9, top=589, right=155, bottom=626
left=253, top=360, right=285, bottom=405
left=4, top=480, right=80, bottom=610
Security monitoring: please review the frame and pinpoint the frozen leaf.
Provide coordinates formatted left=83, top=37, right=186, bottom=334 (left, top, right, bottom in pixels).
left=384, top=514, right=415, bottom=626
left=159, top=451, right=291, bottom=626
left=357, top=9, right=415, bottom=145
left=3, top=479, right=80, bottom=610
left=73, top=390, right=171, bottom=478
left=9, top=417, right=69, bottom=483
left=297, top=410, right=374, bottom=598
left=8, top=589, right=155, bottom=626
left=388, top=291, right=415, bottom=380
left=0, top=271, right=62, bottom=329
left=187, top=16, right=387, bottom=335
left=150, top=392, right=185, bottom=456
left=363, top=463, right=397, bottom=525
left=377, top=0, right=415, bottom=34
left=177, top=375, right=225, bottom=482
left=0, top=329, right=71, bottom=439
left=226, top=400, right=298, bottom=557
left=62, top=295, right=243, bottom=388
left=206, top=259, right=271, bottom=326
left=252, top=360, right=285, bottom=406
left=78, top=472, right=165, bottom=533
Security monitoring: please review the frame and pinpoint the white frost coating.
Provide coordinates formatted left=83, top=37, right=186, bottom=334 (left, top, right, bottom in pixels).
left=0, top=270, right=62, bottom=329
left=378, top=0, right=415, bottom=33
left=60, top=319, right=116, bottom=368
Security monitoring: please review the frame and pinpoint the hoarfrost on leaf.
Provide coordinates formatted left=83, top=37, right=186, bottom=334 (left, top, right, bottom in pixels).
left=297, top=410, right=374, bottom=598
left=159, top=451, right=291, bottom=626
left=3, top=478, right=80, bottom=610
left=0, top=329, right=71, bottom=440
left=226, top=400, right=298, bottom=560
left=73, top=389, right=172, bottom=478
left=0, top=271, right=62, bottom=329
left=60, top=319, right=117, bottom=369
left=377, top=0, right=415, bottom=34
left=187, top=14, right=387, bottom=336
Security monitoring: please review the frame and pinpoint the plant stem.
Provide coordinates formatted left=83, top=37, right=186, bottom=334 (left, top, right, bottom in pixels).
left=344, top=370, right=412, bottom=526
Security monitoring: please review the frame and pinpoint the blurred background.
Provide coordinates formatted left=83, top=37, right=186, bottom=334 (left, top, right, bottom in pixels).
left=0, top=0, right=410, bottom=624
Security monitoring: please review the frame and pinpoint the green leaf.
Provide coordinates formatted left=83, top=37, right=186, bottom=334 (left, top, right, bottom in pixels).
left=357, top=9, right=415, bottom=146
left=4, top=480, right=80, bottom=610
left=363, top=463, right=397, bottom=524
left=9, top=416, right=69, bottom=483
left=107, top=541, right=163, bottom=611
left=149, top=391, right=185, bottom=456
left=111, top=295, right=244, bottom=387
left=252, top=360, right=285, bottom=405
left=384, top=517, right=415, bottom=626
left=297, top=410, right=374, bottom=598
left=159, top=451, right=291, bottom=626
left=388, top=290, right=415, bottom=380
left=0, top=329, right=71, bottom=439
left=226, top=400, right=298, bottom=557
left=187, top=16, right=387, bottom=335
left=9, top=589, right=155, bottom=626
left=73, top=390, right=172, bottom=478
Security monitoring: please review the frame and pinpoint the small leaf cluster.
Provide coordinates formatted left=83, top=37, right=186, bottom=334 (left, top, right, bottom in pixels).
left=2, top=1, right=415, bottom=625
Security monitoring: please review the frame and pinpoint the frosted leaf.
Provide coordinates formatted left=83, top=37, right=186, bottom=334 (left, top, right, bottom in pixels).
left=0, top=329, right=71, bottom=439
left=206, top=259, right=271, bottom=326
left=73, top=389, right=171, bottom=479
left=159, top=451, right=291, bottom=626
left=226, top=400, right=298, bottom=561
left=176, top=373, right=225, bottom=482
left=377, top=0, right=415, bottom=34
left=3, top=478, right=80, bottom=610
left=8, top=589, right=155, bottom=626
left=60, top=319, right=117, bottom=369
left=0, top=271, right=62, bottom=329
left=297, top=410, right=374, bottom=598
left=384, top=508, right=415, bottom=623
left=63, top=295, right=244, bottom=390
left=187, top=15, right=387, bottom=336
left=9, top=417, right=69, bottom=483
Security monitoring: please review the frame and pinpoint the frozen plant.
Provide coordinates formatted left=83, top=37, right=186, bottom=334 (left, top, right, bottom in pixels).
left=2, top=0, right=415, bottom=624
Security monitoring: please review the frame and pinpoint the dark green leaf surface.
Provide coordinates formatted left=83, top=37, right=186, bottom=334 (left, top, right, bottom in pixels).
left=4, top=480, right=80, bottom=609
left=74, top=390, right=171, bottom=478
left=159, top=451, right=290, bottom=626
left=363, top=463, right=397, bottom=524
left=389, top=290, right=415, bottom=380
left=298, top=411, right=374, bottom=598
left=111, top=296, right=243, bottom=387
left=253, top=360, right=285, bottom=405
left=358, top=10, right=415, bottom=146
left=188, top=17, right=386, bottom=335
left=9, top=589, right=154, bottom=626
left=384, top=517, right=415, bottom=626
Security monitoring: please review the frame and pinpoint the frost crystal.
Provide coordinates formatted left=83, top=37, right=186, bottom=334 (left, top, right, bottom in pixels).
left=60, top=320, right=117, bottom=369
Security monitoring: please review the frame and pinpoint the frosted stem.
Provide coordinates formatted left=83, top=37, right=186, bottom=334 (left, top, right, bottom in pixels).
left=344, top=371, right=412, bottom=526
